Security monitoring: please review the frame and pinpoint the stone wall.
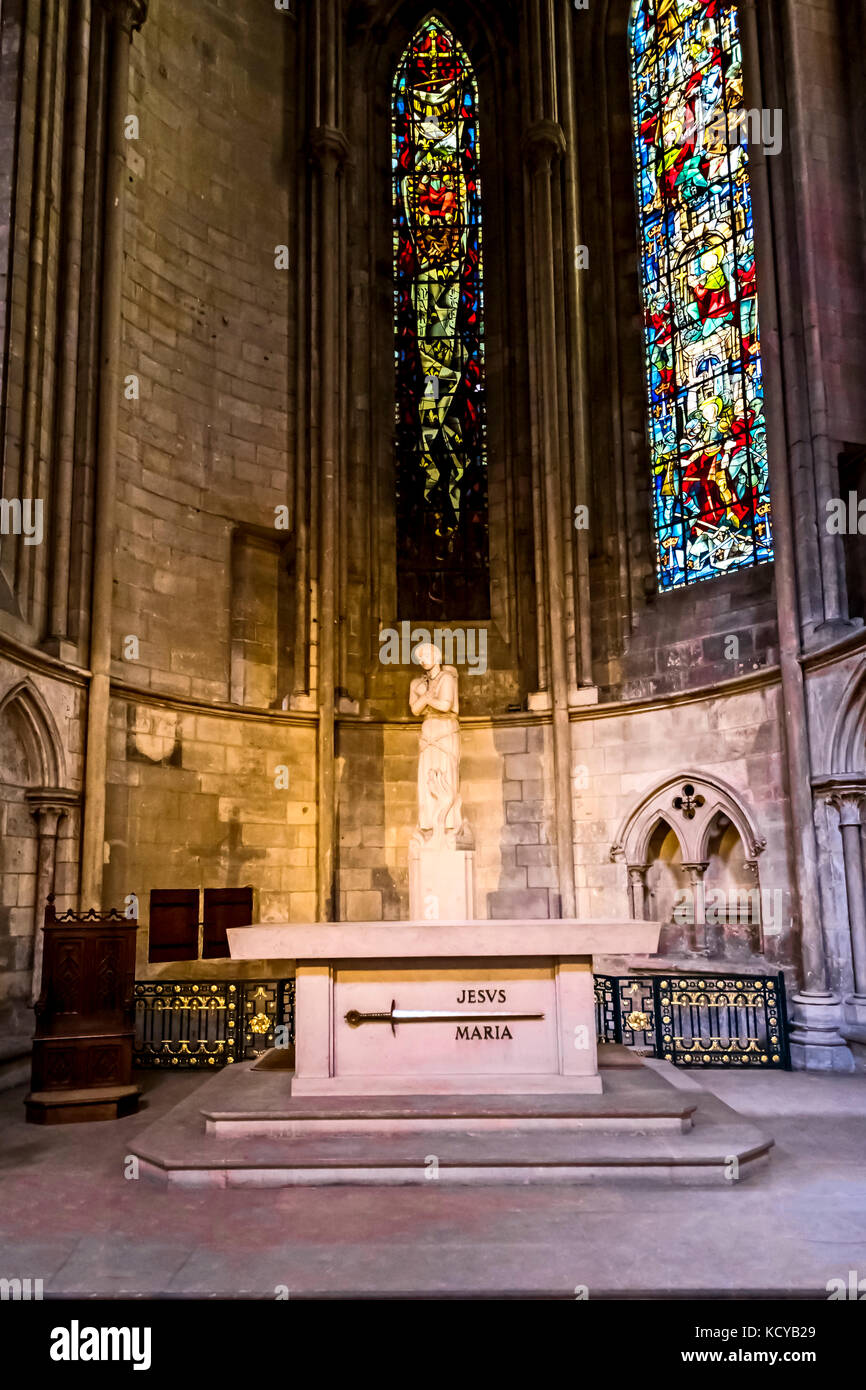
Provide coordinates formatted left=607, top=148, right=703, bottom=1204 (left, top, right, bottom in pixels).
left=787, top=0, right=866, bottom=453
left=115, top=0, right=294, bottom=701
left=572, top=675, right=790, bottom=960
left=334, top=670, right=793, bottom=973
left=104, top=696, right=317, bottom=975
left=337, top=717, right=557, bottom=922
left=0, top=0, right=24, bottom=416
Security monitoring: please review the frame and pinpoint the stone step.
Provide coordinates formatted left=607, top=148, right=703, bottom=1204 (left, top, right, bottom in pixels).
left=131, top=1059, right=773, bottom=1187
left=202, top=1057, right=696, bottom=1135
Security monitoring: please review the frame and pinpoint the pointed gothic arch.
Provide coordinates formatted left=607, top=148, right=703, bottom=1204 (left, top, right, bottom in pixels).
left=611, top=768, right=766, bottom=867
left=828, top=666, right=866, bottom=776
left=0, top=680, right=66, bottom=788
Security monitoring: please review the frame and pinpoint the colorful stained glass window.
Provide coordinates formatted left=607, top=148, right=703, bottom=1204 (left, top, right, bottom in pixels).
left=630, top=0, right=773, bottom=589
left=393, top=17, right=489, bottom=618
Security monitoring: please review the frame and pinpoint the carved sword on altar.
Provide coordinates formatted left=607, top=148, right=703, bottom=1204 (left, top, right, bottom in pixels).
left=345, top=999, right=545, bottom=1035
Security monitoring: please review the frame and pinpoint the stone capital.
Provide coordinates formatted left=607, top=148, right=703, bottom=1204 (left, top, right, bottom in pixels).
left=830, top=792, right=866, bottom=828
left=681, top=861, right=710, bottom=879
left=817, top=778, right=866, bottom=827
left=26, top=786, right=80, bottom=830
left=522, top=119, right=566, bottom=171
left=99, top=0, right=148, bottom=33
left=309, top=125, right=350, bottom=174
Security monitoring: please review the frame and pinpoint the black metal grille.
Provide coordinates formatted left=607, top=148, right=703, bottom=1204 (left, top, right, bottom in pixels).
left=595, top=971, right=790, bottom=1069
left=133, top=980, right=294, bottom=1068
left=134, top=972, right=788, bottom=1070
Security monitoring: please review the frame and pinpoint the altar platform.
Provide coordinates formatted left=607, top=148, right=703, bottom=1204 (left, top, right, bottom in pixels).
left=127, top=916, right=773, bottom=1186
left=129, top=1050, right=773, bottom=1186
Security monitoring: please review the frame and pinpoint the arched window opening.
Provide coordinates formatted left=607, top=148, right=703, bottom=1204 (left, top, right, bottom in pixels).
left=630, top=0, right=773, bottom=590
left=393, top=15, right=489, bottom=618
left=645, top=818, right=685, bottom=943
left=703, top=811, right=762, bottom=958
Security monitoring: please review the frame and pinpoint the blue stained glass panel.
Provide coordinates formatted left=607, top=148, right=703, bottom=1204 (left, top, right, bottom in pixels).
left=630, top=0, right=773, bottom=589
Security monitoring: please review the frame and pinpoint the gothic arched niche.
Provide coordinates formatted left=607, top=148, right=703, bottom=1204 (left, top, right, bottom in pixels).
left=644, top=816, right=685, bottom=933
left=703, top=810, right=762, bottom=958
left=829, top=667, right=866, bottom=776
left=0, top=682, right=64, bottom=788
left=612, top=768, right=767, bottom=957
left=0, top=704, right=37, bottom=787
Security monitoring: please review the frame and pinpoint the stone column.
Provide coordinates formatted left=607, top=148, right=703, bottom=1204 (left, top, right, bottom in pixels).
left=739, top=0, right=851, bottom=1068
left=744, top=859, right=763, bottom=954
left=311, top=125, right=348, bottom=922
left=307, top=0, right=347, bottom=921
left=47, top=0, right=94, bottom=656
left=25, top=788, right=78, bottom=1003
left=523, top=116, right=576, bottom=919
left=627, top=865, right=649, bottom=921
left=682, top=863, right=709, bottom=954
left=555, top=0, right=593, bottom=690
left=13, top=0, right=67, bottom=613
left=777, top=0, right=850, bottom=636
left=80, top=0, right=147, bottom=908
left=829, top=790, right=866, bottom=1024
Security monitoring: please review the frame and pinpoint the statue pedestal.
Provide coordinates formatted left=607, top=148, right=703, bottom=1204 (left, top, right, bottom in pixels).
left=228, top=919, right=660, bottom=1097
left=408, top=838, right=475, bottom=920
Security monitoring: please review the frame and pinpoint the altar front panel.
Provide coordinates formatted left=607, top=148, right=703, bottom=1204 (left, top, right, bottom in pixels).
left=291, top=954, right=601, bottom=1096
left=335, top=962, right=558, bottom=1079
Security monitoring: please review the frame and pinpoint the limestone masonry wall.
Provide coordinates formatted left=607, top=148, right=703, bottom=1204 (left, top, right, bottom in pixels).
left=104, top=697, right=317, bottom=974
left=116, top=0, right=293, bottom=701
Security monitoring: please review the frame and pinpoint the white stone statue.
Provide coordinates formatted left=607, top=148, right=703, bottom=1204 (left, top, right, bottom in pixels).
left=409, top=642, right=465, bottom=848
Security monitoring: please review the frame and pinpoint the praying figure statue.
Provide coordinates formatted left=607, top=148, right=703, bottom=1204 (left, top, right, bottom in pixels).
left=409, top=642, right=465, bottom=847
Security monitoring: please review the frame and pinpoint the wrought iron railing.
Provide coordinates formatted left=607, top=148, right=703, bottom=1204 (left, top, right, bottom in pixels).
left=133, top=980, right=294, bottom=1068
left=594, top=971, right=790, bottom=1069
left=134, top=972, right=789, bottom=1070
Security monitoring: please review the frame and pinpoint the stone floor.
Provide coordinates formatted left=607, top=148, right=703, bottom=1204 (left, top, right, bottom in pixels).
left=2, top=1067, right=865, bottom=1298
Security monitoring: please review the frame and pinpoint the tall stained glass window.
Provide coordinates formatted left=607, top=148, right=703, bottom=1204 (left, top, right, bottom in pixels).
left=393, top=17, right=489, bottom=618
left=630, top=0, right=773, bottom=590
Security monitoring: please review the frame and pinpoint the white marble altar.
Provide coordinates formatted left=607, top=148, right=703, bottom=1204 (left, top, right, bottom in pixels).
left=228, top=919, right=660, bottom=1096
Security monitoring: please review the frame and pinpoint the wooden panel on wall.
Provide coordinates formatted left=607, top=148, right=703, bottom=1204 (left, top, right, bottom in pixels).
left=202, top=886, right=254, bottom=960
left=148, top=889, right=199, bottom=963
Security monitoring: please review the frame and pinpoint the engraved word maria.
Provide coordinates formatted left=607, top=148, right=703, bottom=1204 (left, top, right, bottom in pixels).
left=456, top=1023, right=513, bottom=1041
